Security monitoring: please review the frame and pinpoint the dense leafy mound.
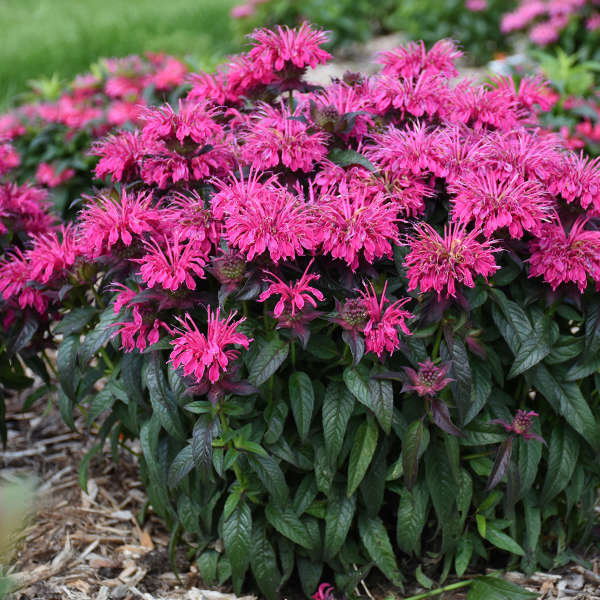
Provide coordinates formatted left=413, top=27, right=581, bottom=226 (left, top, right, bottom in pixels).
left=1, top=25, right=599, bottom=599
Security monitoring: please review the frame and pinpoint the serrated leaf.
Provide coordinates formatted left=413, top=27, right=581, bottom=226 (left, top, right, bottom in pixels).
left=322, top=382, right=355, bottom=464
left=358, top=514, right=403, bottom=587
left=289, top=372, right=314, bottom=441
left=328, top=147, right=376, bottom=171
left=54, top=306, right=98, bottom=335
left=265, top=505, right=313, bottom=550
left=347, top=418, right=379, bottom=496
left=517, top=437, right=542, bottom=497
left=192, top=415, right=219, bottom=473
left=485, top=525, right=525, bottom=556
left=541, top=426, right=579, bottom=504
left=465, top=357, right=492, bottom=424
left=250, top=523, right=281, bottom=600
left=403, top=420, right=424, bottom=490
left=249, top=337, right=289, bottom=386
left=78, top=307, right=120, bottom=366
left=443, top=336, right=472, bottom=425
left=223, top=501, right=252, bottom=595
left=248, top=454, right=288, bottom=506
left=168, top=445, right=194, bottom=488
left=396, top=481, right=428, bottom=555
left=368, top=378, right=394, bottom=434
left=343, top=365, right=370, bottom=406
left=508, top=314, right=552, bottom=378
left=324, top=486, right=356, bottom=559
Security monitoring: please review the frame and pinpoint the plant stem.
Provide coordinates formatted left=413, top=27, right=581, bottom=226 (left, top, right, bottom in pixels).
left=431, top=326, right=443, bottom=360
left=99, top=347, right=114, bottom=372
left=402, top=579, right=473, bottom=600
left=291, top=340, right=296, bottom=369
left=91, top=286, right=104, bottom=309
left=42, top=349, right=58, bottom=378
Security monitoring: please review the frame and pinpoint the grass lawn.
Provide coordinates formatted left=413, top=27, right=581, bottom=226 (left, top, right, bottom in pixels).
left=0, top=0, right=240, bottom=107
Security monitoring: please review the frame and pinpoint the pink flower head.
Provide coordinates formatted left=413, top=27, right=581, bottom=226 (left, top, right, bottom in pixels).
left=377, top=39, right=462, bottom=80
left=466, top=0, right=487, bottom=11
left=114, top=304, right=169, bottom=352
left=241, top=102, right=329, bottom=172
left=259, top=259, right=324, bottom=318
left=0, top=142, right=20, bottom=176
left=402, top=358, right=453, bottom=397
left=0, top=182, right=54, bottom=235
left=315, top=184, right=400, bottom=270
left=133, top=230, right=207, bottom=292
left=169, top=308, right=252, bottom=384
left=91, top=131, right=146, bottom=182
left=141, top=100, right=223, bottom=146
left=528, top=217, right=600, bottom=292
left=490, top=410, right=545, bottom=444
left=548, top=152, right=600, bottom=214
left=210, top=249, right=247, bottom=292
left=211, top=170, right=315, bottom=262
left=0, top=248, right=48, bottom=313
left=111, top=282, right=138, bottom=313
left=247, top=22, right=332, bottom=80
left=312, top=583, right=336, bottom=600
left=449, top=172, right=554, bottom=238
left=26, top=224, right=78, bottom=283
left=150, top=56, right=188, bottom=90
left=78, top=189, right=162, bottom=258
left=405, top=222, right=500, bottom=298
left=35, top=162, right=75, bottom=187
left=359, top=281, right=413, bottom=358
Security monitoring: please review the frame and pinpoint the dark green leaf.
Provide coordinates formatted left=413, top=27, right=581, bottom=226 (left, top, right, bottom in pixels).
left=192, top=415, right=219, bottom=473
left=443, top=337, right=472, bottom=425
left=322, top=382, right=355, bottom=464
left=358, top=514, right=403, bottom=587
left=403, top=420, right=424, bottom=490
left=297, top=557, right=323, bottom=598
left=248, top=454, right=289, bottom=506
left=396, top=481, right=428, bottom=555
left=508, top=314, right=552, bottom=378
left=347, top=418, right=379, bottom=496
left=168, top=445, right=194, bottom=488
left=265, top=505, right=313, bottom=550
left=486, top=438, right=513, bottom=491
left=541, top=426, right=579, bottom=504
left=485, top=525, right=525, bottom=556
left=289, top=372, right=314, bottom=441
left=78, top=307, right=120, bottom=366
left=324, top=486, right=356, bottom=559
left=249, top=337, right=289, bottom=386
left=468, top=576, right=536, bottom=600
left=57, top=334, right=80, bottom=401
left=328, top=147, right=376, bottom=171
left=367, top=378, right=394, bottom=434
left=54, top=306, right=98, bottom=335
left=250, top=523, right=281, bottom=600
left=223, top=501, right=252, bottom=595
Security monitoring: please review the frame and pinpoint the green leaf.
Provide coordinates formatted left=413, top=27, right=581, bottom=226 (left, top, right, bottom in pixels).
left=455, top=537, right=473, bottom=576
left=425, top=442, right=458, bottom=522
left=485, top=525, right=525, bottom=556
left=343, top=365, right=370, bottom=407
left=57, top=334, right=80, bottom=402
left=541, top=426, right=579, bottom=504
left=265, top=505, right=313, bottom=550
left=443, top=336, right=472, bottom=425
left=250, top=523, right=281, bottom=600
left=78, top=307, right=120, bottom=366
left=289, top=372, right=314, bottom=441
left=322, top=382, right=355, bottom=464
left=465, top=357, right=492, bottom=424
left=140, top=416, right=170, bottom=517
left=297, top=557, right=323, bottom=598
left=85, top=387, right=114, bottom=426
left=584, top=296, right=600, bottom=356
left=367, top=378, right=394, bottom=434
left=54, top=306, right=98, bottom=335
left=324, top=486, right=356, bottom=559
left=402, top=420, right=425, bottom=490
left=517, top=437, right=542, bottom=497
left=168, top=445, right=194, bottom=488
left=328, top=147, right=376, bottom=171
left=197, top=552, right=219, bottom=586
left=192, top=415, right=219, bottom=473
left=249, top=337, right=289, bottom=386
left=468, top=575, right=537, bottom=600
left=508, top=314, right=552, bottom=378
left=358, top=514, right=404, bottom=587
left=79, top=443, right=102, bottom=493
left=565, top=353, right=600, bottom=381
left=347, top=418, right=379, bottom=496
left=533, top=364, right=599, bottom=450
left=247, top=454, right=289, bottom=506
left=396, top=481, right=429, bottom=555
left=223, top=501, right=252, bottom=595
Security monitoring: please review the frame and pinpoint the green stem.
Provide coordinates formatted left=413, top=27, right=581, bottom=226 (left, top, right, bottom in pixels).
left=99, top=347, right=114, bottom=373
left=291, top=340, right=296, bottom=369
left=42, top=349, right=58, bottom=378
left=288, top=88, right=293, bottom=108
left=402, top=579, right=473, bottom=600
left=91, top=286, right=105, bottom=309
left=431, top=326, right=443, bottom=360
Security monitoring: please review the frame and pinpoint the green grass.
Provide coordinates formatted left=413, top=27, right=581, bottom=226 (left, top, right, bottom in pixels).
left=0, top=0, right=240, bottom=108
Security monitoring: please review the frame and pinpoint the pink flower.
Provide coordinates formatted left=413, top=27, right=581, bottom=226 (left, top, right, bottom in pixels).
left=231, top=3, right=255, bottom=18
left=0, top=182, right=54, bottom=235
left=111, top=282, right=138, bottom=313
left=150, top=56, right=188, bottom=90
left=490, top=410, right=545, bottom=444
left=35, top=162, right=75, bottom=187
left=0, top=248, right=48, bottom=313
left=405, top=222, right=500, bottom=298
left=259, top=259, right=324, bottom=318
left=91, top=131, right=146, bottom=182
left=402, top=358, right=453, bottom=397
left=210, top=249, right=247, bottom=292
left=211, top=170, right=315, bottom=262
left=133, top=230, right=207, bottom=291
left=449, top=172, right=554, bottom=238
left=78, top=189, right=162, bottom=258
left=466, top=0, right=487, bottom=11
left=114, top=304, right=169, bottom=352
left=315, top=184, right=400, bottom=270
left=247, top=22, right=331, bottom=80
left=0, top=142, right=20, bottom=176
left=169, top=308, right=252, bottom=384
left=359, top=281, right=413, bottom=358
left=312, top=583, right=336, bottom=600
left=548, top=152, right=600, bottom=214
left=241, top=103, right=328, bottom=172
left=377, top=39, right=462, bottom=80
left=528, top=217, right=600, bottom=292
left=26, top=225, right=78, bottom=283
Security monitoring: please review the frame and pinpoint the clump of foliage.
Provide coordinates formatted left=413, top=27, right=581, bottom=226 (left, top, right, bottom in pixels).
left=1, top=24, right=600, bottom=599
